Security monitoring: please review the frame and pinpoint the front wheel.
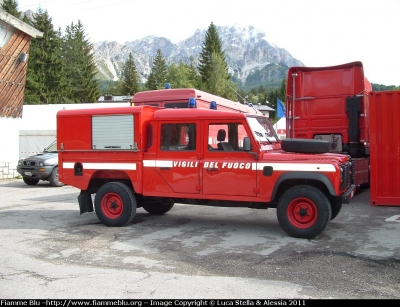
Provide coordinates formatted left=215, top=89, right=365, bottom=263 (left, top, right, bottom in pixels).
left=277, top=185, right=332, bottom=239
left=49, top=167, right=65, bottom=187
left=23, top=177, right=39, bottom=185
left=94, top=182, right=137, bottom=227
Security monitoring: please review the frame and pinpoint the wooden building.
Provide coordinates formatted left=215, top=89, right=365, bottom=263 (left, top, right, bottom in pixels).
left=0, top=9, right=42, bottom=119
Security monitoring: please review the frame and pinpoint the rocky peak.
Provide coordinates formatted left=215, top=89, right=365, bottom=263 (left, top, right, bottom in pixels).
left=93, top=25, right=304, bottom=85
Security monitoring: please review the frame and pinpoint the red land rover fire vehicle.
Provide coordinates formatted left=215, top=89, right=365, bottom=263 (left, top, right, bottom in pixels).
left=57, top=100, right=356, bottom=239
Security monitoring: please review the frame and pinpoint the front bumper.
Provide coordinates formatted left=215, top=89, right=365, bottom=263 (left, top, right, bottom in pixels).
left=17, top=165, right=54, bottom=180
left=342, top=184, right=357, bottom=204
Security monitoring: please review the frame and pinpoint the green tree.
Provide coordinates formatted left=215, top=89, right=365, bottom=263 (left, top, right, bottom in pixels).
left=166, top=62, right=198, bottom=89
left=198, top=22, right=235, bottom=99
left=62, top=20, right=101, bottom=102
left=121, top=52, right=140, bottom=95
left=206, top=53, right=237, bottom=100
left=279, top=76, right=286, bottom=100
left=145, top=49, right=168, bottom=90
left=25, top=8, right=70, bottom=104
left=1, top=0, right=20, bottom=18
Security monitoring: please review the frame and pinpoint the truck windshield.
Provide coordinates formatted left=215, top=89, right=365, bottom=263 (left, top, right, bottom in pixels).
left=246, top=116, right=279, bottom=143
left=44, top=140, right=57, bottom=153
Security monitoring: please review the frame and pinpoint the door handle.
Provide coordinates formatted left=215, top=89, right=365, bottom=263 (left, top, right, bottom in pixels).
left=206, top=168, right=219, bottom=172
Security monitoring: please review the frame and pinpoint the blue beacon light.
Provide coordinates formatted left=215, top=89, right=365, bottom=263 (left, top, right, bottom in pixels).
left=165, top=83, right=171, bottom=89
left=188, top=97, right=197, bottom=108
left=210, top=101, right=217, bottom=110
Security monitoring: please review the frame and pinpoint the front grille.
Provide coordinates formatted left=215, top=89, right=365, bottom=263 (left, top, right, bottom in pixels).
left=23, top=161, right=36, bottom=166
left=340, top=157, right=354, bottom=190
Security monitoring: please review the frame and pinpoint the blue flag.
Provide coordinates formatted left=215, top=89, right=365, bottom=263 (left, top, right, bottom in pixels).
left=277, top=98, right=286, bottom=118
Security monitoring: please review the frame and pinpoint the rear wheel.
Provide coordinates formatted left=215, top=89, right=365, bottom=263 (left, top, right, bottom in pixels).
left=142, top=202, right=174, bottom=215
left=94, top=182, right=137, bottom=227
left=23, top=177, right=39, bottom=185
left=49, top=167, right=65, bottom=187
left=277, top=185, right=332, bottom=239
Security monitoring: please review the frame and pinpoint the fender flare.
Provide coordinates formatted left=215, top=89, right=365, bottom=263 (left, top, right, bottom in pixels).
left=270, top=171, right=336, bottom=201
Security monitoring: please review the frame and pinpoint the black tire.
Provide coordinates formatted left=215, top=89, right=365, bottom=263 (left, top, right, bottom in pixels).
left=330, top=198, right=343, bottom=221
left=49, top=167, right=65, bottom=187
left=94, top=182, right=137, bottom=227
left=23, top=177, right=39, bottom=185
left=142, top=202, right=174, bottom=215
left=281, top=138, right=331, bottom=154
left=277, top=185, right=332, bottom=239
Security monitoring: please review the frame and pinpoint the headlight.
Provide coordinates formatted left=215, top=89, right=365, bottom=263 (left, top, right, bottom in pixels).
left=18, top=160, right=23, bottom=166
left=39, top=161, right=44, bottom=167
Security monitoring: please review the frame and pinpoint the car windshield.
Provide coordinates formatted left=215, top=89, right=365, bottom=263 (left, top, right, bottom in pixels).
left=44, top=140, right=57, bottom=153
left=246, top=116, right=279, bottom=143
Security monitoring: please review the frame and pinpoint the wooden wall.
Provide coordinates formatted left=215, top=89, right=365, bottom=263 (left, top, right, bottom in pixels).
left=0, top=29, right=31, bottom=118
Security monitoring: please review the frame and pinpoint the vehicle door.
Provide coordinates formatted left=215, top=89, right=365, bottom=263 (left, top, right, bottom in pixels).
left=202, top=121, right=257, bottom=197
left=151, top=121, right=201, bottom=195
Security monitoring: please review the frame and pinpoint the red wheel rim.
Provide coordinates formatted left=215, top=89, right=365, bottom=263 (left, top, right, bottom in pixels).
left=101, top=192, right=123, bottom=219
left=287, top=197, right=317, bottom=228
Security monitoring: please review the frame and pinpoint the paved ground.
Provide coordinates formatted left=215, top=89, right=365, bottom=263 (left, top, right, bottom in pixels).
left=0, top=179, right=399, bottom=299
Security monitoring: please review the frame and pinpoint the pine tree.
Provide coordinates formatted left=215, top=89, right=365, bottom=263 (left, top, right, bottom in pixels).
left=197, top=22, right=235, bottom=99
left=1, top=0, right=20, bottom=18
left=188, top=56, right=201, bottom=88
left=62, top=20, right=101, bottom=102
left=24, top=8, right=70, bottom=104
left=121, top=52, right=140, bottom=95
left=145, top=49, right=168, bottom=90
left=206, top=53, right=237, bottom=100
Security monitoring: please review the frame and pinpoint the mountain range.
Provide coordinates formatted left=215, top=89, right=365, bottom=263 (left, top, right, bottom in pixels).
left=93, top=25, right=304, bottom=89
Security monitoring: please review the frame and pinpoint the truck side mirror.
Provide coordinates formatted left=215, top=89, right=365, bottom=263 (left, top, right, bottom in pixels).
left=243, top=137, right=251, bottom=151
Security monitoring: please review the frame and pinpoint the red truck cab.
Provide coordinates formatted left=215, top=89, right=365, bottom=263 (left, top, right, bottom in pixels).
left=286, top=61, right=371, bottom=187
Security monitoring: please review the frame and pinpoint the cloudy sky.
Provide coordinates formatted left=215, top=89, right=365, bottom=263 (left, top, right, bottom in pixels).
left=17, top=0, right=400, bottom=86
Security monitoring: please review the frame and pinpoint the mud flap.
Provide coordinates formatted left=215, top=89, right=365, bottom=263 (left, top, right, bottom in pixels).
left=78, top=190, right=94, bottom=214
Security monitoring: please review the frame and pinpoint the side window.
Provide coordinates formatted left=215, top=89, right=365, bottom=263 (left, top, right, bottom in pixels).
left=160, top=123, right=196, bottom=151
left=164, top=102, right=188, bottom=109
left=208, top=123, right=249, bottom=151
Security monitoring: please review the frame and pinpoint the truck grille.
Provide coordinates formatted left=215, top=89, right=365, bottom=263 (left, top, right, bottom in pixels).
left=340, top=158, right=354, bottom=190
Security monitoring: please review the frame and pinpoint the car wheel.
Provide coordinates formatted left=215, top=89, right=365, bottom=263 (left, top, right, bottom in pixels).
left=23, top=177, right=39, bottom=185
left=277, top=185, right=332, bottom=239
left=94, top=182, right=137, bottom=227
left=49, top=167, right=65, bottom=187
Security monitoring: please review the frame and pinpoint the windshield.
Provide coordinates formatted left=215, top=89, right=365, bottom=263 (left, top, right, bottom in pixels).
left=246, top=116, right=279, bottom=143
left=44, top=140, right=57, bottom=153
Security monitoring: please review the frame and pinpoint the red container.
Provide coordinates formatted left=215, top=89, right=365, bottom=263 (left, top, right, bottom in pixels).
left=369, top=91, right=400, bottom=206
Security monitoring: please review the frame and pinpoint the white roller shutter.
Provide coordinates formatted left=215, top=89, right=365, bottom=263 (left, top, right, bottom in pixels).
left=92, top=115, right=134, bottom=149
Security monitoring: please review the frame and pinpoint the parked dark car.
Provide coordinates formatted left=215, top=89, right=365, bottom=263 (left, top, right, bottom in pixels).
left=17, top=140, right=64, bottom=187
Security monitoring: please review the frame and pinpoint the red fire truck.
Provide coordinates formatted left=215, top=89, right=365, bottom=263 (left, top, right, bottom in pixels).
left=286, top=62, right=371, bottom=188
left=57, top=101, right=356, bottom=239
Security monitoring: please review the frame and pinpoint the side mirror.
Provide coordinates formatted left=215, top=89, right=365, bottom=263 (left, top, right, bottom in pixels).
left=243, top=137, right=251, bottom=151
left=243, top=136, right=258, bottom=160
